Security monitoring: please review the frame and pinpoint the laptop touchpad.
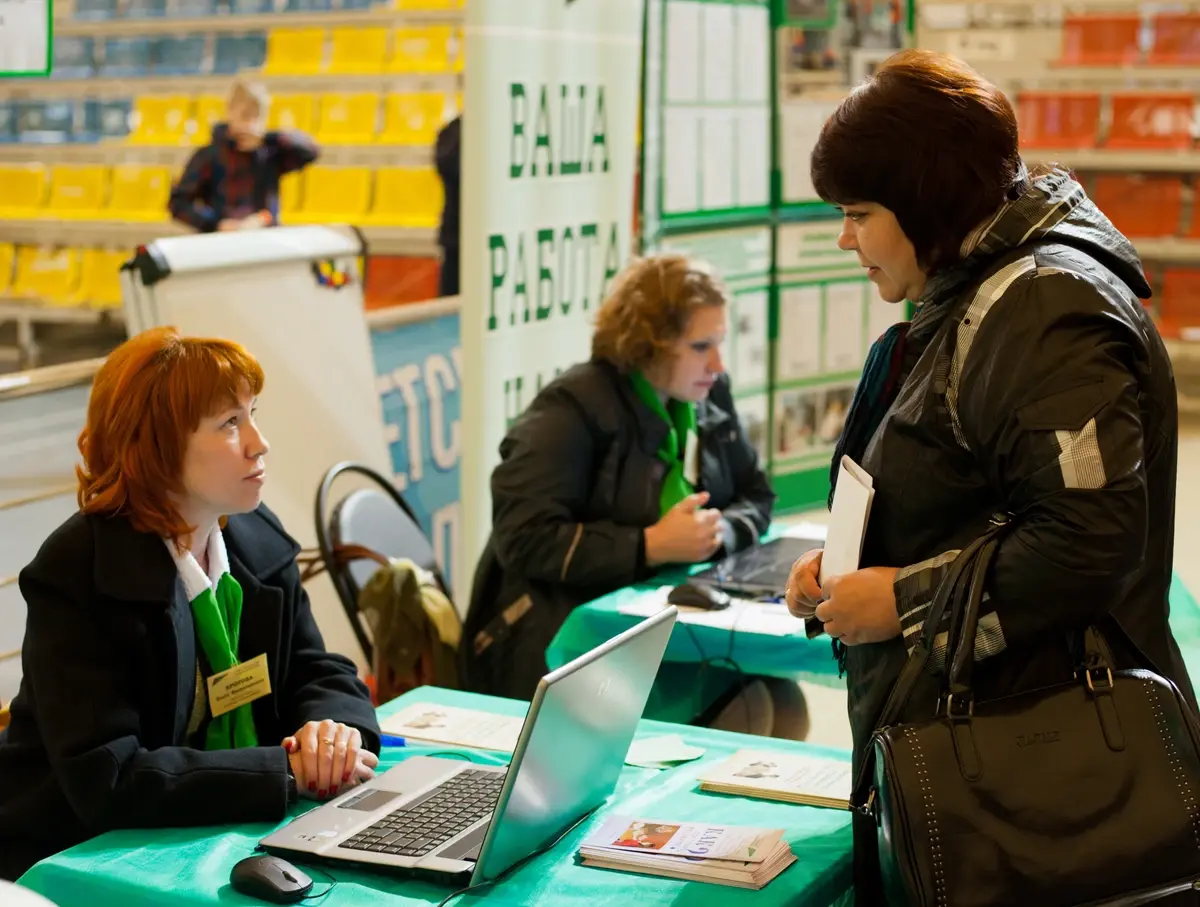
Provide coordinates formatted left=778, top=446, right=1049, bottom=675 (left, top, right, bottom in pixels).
left=438, top=822, right=488, bottom=863
left=338, top=789, right=402, bottom=812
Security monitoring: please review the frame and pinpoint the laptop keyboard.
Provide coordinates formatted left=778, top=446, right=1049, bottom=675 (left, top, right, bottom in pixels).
left=340, top=769, right=507, bottom=859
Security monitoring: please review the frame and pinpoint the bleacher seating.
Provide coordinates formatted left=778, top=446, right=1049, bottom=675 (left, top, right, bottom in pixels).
left=0, top=1, right=464, bottom=313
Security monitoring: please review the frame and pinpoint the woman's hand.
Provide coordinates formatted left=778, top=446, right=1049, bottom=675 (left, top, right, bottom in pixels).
left=814, top=567, right=903, bottom=645
left=644, top=493, right=724, bottom=566
left=283, top=720, right=379, bottom=800
left=785, top=548, right=824, bottom=619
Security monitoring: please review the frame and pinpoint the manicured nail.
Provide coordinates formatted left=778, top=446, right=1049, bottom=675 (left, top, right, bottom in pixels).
left=308, top=782, right=316, bottom=792
left=343, top=771, right=351, bottom=783
left=318, top=789, right=327, bottom=798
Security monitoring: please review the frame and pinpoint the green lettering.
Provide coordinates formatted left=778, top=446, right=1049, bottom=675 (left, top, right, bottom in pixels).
left=588, top=86, right=609, bottom=174
left=535, top=228, right=555, bottom=321
left=579, top=223, right=599, bottom=310
left=558, top=226, right=575, bottom=316
left=560, top=85, right=585, bottom=176
left=601, top=223, right=621, bottom=299
left=510, top=84, right=527, bottom=179
left=488, top=235, right=507, bottom=331
left=532, top=87, right=554, bottom=177
left=511, top=234, right=530, bottom=325
left=504, top=376, right=524, bottom=427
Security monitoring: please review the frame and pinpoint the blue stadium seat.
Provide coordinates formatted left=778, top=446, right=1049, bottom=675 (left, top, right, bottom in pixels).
left=213, top=33, right=266, bottom=73
left=124, top=0, right=166, bottom=17
left=165, top=0, right=216, bottom=14
left=228, top=0, right=274, bottom=13
left=0, top=103, right=15, bottom=144
left=101, top=38, right=153, bottom=76
left=16, top=101, right=76, bottom=144
left=72, top=0, right=119, bottom=19
left=81, top=100, right=133, bottom=142
left=154, top=35, right=207, bottom=74
left=285, top=0, right=331, bottom=12
left=52, top=37, right=95, bottom=79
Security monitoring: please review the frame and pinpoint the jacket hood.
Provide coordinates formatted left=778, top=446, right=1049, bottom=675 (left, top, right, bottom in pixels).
left=926, top=164, right=1152, bottom=303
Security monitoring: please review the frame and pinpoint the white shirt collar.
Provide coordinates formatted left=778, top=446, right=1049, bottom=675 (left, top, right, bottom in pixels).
left=164, top=524, right=231, bottom=602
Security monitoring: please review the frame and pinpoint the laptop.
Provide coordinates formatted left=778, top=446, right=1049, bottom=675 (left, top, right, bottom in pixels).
left=260, top=606, right=679, bottom=888
left=691, top=535, right=825, bottom=597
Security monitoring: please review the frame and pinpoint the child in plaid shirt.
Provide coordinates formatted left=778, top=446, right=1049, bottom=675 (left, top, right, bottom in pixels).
left=168, top=79, right=319, bottom=233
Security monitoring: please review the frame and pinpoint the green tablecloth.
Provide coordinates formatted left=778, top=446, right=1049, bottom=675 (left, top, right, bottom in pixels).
left=18, top=687, right=854, bottom=907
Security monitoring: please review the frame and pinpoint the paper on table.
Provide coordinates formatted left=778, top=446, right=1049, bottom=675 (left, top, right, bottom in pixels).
left=581, top=815, right=785, bottom=864
left=780, top=521, right=829, bottom=542
left=380, top=703, right=524, bottom=753
left=625, top=734, right=707, bottom=769
left=819, top=456, right=875, bottom=585
left=665, top=0, right=701, bottom=103
left=617, top=587, right=804, bottom=637
left=697, top=748, right=852, bottom=809
left=702, top=2, right=735, bottom=102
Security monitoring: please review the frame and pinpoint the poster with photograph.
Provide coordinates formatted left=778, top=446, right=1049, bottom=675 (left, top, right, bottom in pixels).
left=779, top=0, right=836, bottom=29
left=731, top=289, right=770, bottom=392
left=773, top=381, right=856, bottom=462
left=735, top=393, right=770, bottom=465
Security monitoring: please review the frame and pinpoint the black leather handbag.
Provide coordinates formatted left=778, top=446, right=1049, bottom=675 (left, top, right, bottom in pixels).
left=854, top=515, right=1200, bottom=906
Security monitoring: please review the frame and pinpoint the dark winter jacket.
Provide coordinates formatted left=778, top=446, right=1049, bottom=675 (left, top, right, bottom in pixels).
left=844, top=165, right=1195, bottom=900
left=461, top=360, right=775, bottom=700
left=0, top=504, right=379, bottom=881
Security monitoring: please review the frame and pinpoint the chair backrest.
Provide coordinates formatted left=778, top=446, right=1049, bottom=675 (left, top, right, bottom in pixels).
left=314, top=461, right=447, bottom=664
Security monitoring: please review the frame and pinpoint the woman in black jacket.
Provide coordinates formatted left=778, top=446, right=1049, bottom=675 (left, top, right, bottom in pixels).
left=784, top=50, right=1196, bottom=901
left=0, top=327, right=380, bottom=881
left=463, top=255, right=805, bottom=735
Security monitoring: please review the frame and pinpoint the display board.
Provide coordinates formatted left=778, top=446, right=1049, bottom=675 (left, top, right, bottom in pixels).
left=0, top=0, right=51, bottom=78
left=458, top=0, right=646, bottom=602
left=643, top=0, right=773, bottom=230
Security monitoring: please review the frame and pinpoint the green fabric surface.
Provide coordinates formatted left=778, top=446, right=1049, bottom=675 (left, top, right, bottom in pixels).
left=19, top=688, right=853, bottom=907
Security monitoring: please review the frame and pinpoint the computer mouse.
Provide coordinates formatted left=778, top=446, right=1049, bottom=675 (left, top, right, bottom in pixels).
left=668, top=581, right=732, bottom=611
left=230, top=854, right=314, bottom=904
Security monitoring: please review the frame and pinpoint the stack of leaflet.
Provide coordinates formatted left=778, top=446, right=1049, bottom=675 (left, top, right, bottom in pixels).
left=696, top=749, right=853, bottom=810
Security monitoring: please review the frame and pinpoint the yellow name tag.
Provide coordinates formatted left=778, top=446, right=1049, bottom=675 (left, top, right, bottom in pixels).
left=207, top=653, right=272, bottom=719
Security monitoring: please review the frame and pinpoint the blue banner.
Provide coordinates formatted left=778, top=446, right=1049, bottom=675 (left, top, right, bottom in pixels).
left=370, top=313, right=463, bottom=590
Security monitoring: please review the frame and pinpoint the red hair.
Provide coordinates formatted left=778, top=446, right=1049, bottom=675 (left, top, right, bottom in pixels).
left=77, top=326, right=266, bottom=542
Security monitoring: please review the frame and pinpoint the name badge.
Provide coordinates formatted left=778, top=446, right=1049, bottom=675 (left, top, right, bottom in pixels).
left=684, top=430, right=700, bottom=486
left=207, top=653, right=272, bottom=719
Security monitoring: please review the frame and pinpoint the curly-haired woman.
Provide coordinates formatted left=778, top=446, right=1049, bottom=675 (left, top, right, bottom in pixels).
left=461, top=255, right=803, bottom=736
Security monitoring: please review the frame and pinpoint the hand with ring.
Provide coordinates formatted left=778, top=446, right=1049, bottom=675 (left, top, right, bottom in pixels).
left=282, top=719, right=379, bottom=800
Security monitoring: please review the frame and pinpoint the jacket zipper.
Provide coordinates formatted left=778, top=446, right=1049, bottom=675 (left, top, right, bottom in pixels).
left=878, top=734, right=930, bottom=905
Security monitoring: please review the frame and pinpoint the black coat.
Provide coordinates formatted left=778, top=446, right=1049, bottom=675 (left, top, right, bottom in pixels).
left=462, top=359, right=775, bottom=699
left=0, top=505, right=380, bottom=881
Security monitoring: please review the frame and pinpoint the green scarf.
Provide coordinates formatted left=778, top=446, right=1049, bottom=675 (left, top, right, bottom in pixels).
left=189, top=572, right=259, bottom=750
left=630, top=371, right=698, bottom=516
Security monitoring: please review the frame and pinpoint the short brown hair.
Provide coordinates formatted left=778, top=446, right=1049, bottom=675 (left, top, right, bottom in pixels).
left=228, top=78, right=270, bottom=115
left=810, top=50, right=1021, bottom=271
left=77, top=326, right=265, bottom=544
left=592, top=255, right=728, bottom=374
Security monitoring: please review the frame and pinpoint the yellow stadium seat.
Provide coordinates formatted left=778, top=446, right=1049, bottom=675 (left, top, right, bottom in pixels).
left=268, top=94, right=316, bottom=133
left=11, top=245, right=83, bottom=306
left=107, top=165, right=171, bottom=222
left=73, top=248, right=127, bottom=309
left=327, top=27, right=389, bottom=74
left=316, top=93, right=380, bottom=145
left=190, top=95, right=226, bottom=145
left=365, top=166, right=443, bottom=228
left=291, top=165, right=371, bottom=224
left=279, top=170, right=303, bottom=222
left=388, top=26, right=453, bottom=74
left=43, top=166, right=108, bottom=220
left=451, top=25, right=463, bottom=73
left=379, top=92, right=446, bottom=145
left=0, top=243, right=15, bottom=296
left=128, top=96, right=193, bottom=146
left=263, top=27, right=326, bottom=76
left=0, top=164, right=48, bottom=218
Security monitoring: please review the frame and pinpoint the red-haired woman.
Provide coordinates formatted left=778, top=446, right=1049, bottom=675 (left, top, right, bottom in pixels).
left=0, top=327, right=380, bottom=881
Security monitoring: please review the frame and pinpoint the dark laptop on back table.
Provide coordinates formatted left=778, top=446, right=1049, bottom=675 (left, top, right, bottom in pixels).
left=691, top=534, right=825, bottom=598
left=259, top=607, right=678, bottom=889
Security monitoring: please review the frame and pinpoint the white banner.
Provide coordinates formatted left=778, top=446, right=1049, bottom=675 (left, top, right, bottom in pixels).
left=458, top=0, right=646, bottom=602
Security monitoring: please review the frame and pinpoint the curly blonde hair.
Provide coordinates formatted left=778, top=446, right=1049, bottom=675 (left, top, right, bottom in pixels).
left=591, top=255, right=728, bottom=374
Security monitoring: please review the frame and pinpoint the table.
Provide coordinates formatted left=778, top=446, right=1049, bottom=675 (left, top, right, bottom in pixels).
left=18, top=687, right=855, bottom=907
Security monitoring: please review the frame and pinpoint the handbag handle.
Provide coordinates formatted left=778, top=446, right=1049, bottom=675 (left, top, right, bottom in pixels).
left=849, top=514, right=1012, bottom=812
left=942, top=534, right=1003, bottom=710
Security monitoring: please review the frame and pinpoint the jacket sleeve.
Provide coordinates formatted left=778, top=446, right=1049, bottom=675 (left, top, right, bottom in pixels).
left=435, top=117, right=460, bottom=184
left=893, top=272, right=1150, bottom=671
left=168, top=146, right=220, bottom=232
left=277, top=560, right=381, bottom=754
left=18, top=570, right=294, bottom=834
left=710, top=383, right=775, bottom=552
left=490, top=386, right=649, bottom=589
left=266, top=129, right=320, bottom=176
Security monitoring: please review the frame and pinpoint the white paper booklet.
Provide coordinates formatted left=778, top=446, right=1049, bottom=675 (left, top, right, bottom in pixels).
left=818, top=455, right=875, bottom=585
left=697, top=748, right=853, bottom=809
left=580, top=815, right=784, bottom=863
left=379, top=703, right=524, bottom=753
left=616, top=587, right=802, bottom=637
